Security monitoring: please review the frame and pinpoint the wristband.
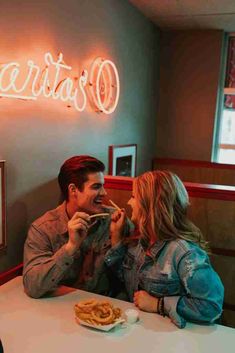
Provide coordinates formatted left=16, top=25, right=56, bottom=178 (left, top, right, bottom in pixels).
left=157, top=297, right=161, bottom=314
left=157, top=297, right=165, bottom=317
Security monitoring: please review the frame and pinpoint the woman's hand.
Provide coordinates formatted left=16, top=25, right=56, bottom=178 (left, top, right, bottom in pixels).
left=65, top=212, right=90, bottom=255
left=134, top=290, right=158, bottom=313
left=110, top=209, right=126, bottom=246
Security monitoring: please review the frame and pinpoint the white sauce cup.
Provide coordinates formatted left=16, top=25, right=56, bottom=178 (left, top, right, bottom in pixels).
left=125, top=309, right=139, bottom=324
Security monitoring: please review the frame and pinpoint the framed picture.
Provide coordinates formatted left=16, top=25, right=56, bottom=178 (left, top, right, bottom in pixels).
left=109, top=144, right=137, bottom=177
left=0, top=161, right=6, bottom=250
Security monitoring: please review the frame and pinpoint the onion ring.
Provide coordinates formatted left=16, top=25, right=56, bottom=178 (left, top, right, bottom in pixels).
left=75, top=299, right=98, bottom=313
left=74, top=299, right=122, bottom=326
left=91, top=307, right=113, bottom=324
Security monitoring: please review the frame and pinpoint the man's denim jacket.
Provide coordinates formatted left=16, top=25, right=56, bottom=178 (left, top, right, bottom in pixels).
left=105, top=239, right=224, bottom=328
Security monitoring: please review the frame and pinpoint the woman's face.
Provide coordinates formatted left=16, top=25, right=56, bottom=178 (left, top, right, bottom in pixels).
left=127, top=189, right=139, bottom=225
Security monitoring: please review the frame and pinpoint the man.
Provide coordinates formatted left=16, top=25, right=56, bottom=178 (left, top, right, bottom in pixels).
left=23, top=155, right=129, bottom=298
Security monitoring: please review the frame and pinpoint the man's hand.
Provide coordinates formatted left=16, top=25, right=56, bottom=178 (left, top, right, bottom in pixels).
left=65, top=212, right=90, bottom=255
left=110, top=209, right=126, bottom=246
left=133, top=290, right=158, bottom=313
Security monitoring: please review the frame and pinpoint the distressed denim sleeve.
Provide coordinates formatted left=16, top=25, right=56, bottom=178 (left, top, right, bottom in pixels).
left=164, top=249, right=224, bottom=328
left=104, top=242, right=127, bottom=282
left=23, top=224, right=76, bottom=298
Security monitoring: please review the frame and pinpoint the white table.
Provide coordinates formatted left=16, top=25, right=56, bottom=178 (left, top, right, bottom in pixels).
left=0, top=277, right=234, bottom=353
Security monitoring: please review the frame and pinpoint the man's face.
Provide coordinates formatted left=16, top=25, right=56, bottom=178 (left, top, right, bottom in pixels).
left=74, top=172, right=107, bottom=214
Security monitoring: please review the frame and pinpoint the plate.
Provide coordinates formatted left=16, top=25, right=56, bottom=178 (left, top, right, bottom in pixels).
left=75, top=317, right=126, bottom=331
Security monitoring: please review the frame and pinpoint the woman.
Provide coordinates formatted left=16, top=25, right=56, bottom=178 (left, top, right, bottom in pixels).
left=0, top=339, right=3, bottom=353
left=106, top=171, right=224, bottom=328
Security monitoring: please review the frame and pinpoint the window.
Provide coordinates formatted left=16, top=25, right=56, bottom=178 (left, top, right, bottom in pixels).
left=216, top=35, right=235, bottom=164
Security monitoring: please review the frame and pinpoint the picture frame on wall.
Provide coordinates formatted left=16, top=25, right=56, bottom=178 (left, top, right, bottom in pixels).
left=108, top=144, right=137, bottom=177
left=0, top=160, right=6, bottom=250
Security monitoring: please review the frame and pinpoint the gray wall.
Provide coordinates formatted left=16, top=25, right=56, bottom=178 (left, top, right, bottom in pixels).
left=0, top=0, right=160, bottom=271
left=156, top=30, right=223, bottom=161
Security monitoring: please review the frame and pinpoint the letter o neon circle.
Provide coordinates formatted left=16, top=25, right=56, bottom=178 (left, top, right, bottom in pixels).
left=95, top=59, right=120, bottom=114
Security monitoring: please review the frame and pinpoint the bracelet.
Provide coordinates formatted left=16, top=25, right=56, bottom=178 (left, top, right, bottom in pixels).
left=157, top=297, right=165, bottom=317
left=157, top=297, right=161, bottom=314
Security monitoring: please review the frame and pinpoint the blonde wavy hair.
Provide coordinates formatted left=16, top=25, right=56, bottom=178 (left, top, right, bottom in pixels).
left=133, top=170, right=209, bottom=251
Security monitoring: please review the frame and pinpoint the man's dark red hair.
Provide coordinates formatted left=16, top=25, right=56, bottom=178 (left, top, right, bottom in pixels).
left=58, top=155, right=105, bottom=200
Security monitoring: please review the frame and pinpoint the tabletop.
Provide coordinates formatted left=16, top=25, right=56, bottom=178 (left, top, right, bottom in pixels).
left=0, top=276, right=234, bottom=353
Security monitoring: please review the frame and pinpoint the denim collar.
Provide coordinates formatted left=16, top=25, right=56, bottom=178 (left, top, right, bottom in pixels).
left=149, top=241, right=167, bottom=258
left=140, top=239, right=167, bottom=259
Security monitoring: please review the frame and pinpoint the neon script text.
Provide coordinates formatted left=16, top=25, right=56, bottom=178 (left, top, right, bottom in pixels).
left=0, top=52, right=120, bottom=114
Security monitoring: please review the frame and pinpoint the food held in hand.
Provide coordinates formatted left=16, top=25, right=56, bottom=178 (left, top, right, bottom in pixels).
left=74, top=299, right=122, bottom=326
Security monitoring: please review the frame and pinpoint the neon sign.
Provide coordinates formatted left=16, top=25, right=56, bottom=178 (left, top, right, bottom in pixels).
left=0, top=52, right=120, bottom=114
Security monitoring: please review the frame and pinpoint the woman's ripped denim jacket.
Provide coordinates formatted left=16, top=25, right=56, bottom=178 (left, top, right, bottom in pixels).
left=105, top=239, right=224, bottom=328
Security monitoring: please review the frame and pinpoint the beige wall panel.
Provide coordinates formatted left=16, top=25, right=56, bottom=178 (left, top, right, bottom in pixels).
left=210, top=254, right=235, bottom=307
left=221, top=309, right=235, bottom=329
left=188, top=198, right=235, bottom=249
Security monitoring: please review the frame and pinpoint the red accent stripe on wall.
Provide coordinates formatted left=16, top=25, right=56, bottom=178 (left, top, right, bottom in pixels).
left=185, top=182, right=235, bottom=201
left=152, top=158, right=235, bottom=170
left=105, top=176, right=235, bottom=200
left=0, top=263, right=23, bottom=286
left=105, top=176, right=133, bottom=190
